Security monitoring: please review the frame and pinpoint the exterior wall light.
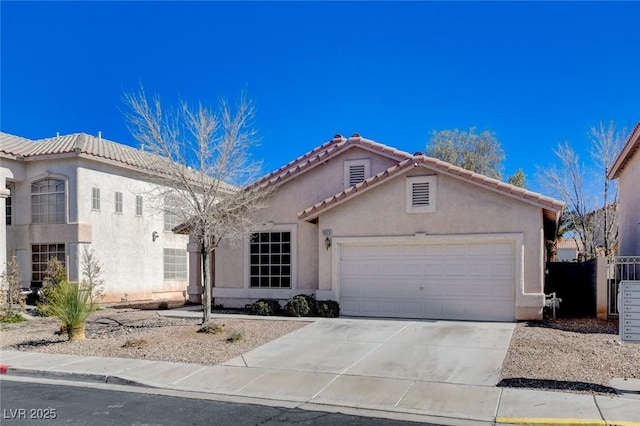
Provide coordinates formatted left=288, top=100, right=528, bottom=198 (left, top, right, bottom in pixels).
left=152, top=231, right=159, bottom=242
left=325, top=236, right=332, bottom=250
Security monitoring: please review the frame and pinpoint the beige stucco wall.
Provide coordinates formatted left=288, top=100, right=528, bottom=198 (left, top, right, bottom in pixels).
left=4, top=155, right=189, bottom=303
left=213, top=147, right=398, bottom=305
left=617, top=153, right=640, bottom=256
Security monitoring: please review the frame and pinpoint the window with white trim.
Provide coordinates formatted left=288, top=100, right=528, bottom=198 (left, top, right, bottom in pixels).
left=163, top=248, right=187, bottom=280
left=135, top=195, right=143, bottom=216
left=406, top=175, right=437, bottom=213
left=92, top=187, right=101, bottom=211
left=31, top=178, right=65, bottom=224
left=344, top=159, right=371, bottom=189
left=249, top=231, right=292, bottom=288
left=31, top=243, right=65, bottom=286
left=114, top=191, right=123, bottom=214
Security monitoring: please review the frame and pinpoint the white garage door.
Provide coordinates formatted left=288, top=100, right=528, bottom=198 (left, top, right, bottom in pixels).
left=339, top=239, right=516, bottom=321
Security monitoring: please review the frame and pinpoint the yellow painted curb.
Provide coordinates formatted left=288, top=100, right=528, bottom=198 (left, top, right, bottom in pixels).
left=495, top=417, right=605, bottom=426
left=496, top=418, right=640, bottom=426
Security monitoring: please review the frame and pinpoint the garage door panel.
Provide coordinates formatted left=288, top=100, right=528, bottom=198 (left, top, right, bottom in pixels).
left=340, top=239, right=516, bottom=321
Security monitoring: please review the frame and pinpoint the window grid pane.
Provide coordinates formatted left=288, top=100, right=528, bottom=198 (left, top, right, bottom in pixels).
left=115, top=192, right=123, bottom=214
left=249, top=231, right=292, bottom=288
left=164, top=197, right=180, bottom=231
left=31, top=243, right=65, bottom=285
left=135, top=195, right=143, bottom=216
left=31, top=178, right=65, bottom=223
left=163, top=248, right=187, bottom=280
left=92, top=187, right=101, bottom=211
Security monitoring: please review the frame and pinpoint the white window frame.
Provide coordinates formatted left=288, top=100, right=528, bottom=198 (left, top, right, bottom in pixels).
left=163, top=248, right=187, bottom=280
left=344, top=159, right=371, bottom=189
left=30, top=177, right=66, bottom=224
left=244, top=223, right=297, bottom=290
left=114, top=191, right=123, bottom=214
left=135, top=195, right=143, bottom=216
left=92, top=187, right=101, bottom=211
left=164, top=196, right=181, bottom=231
left=406, top=175, right=437, bottom=213
left=31, top=243, right=66, bottom=286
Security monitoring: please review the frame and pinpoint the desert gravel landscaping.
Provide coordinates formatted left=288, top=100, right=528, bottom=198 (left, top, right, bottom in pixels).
left=2, top=307, right=639, bottom=395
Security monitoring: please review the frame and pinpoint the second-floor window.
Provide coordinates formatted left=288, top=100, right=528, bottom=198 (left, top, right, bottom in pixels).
left=115, top=191, right=123, bottom=214
left=92, top=187, right=101, bottom=211
left=31, top=178, right=65, bottom=224
left=135, top=195, right=143, bottom=216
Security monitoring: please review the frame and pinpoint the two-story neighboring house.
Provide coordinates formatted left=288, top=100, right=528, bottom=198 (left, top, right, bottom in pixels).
left=1, top=132, right=190, bottom=303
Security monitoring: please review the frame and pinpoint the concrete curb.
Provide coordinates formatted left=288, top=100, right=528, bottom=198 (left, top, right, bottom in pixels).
left=496, top=417, right=640, bottom=426
left=3, top=367, right=152, bottom=389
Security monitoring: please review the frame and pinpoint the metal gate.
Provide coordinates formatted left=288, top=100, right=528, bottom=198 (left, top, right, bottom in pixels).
left=608, top=256, right=640, bottom=316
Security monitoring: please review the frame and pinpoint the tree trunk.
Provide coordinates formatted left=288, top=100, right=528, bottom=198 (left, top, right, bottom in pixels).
left=201, top=243, right=211, bottom=324
left=67, top=324, right=86, bottom=341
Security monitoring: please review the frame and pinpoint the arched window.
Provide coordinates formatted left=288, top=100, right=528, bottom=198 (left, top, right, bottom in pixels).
left=31, top=178, right=65, bottom=224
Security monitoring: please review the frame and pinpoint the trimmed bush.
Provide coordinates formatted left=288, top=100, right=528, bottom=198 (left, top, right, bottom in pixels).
left=284, top=294, right=316, bottom=317
left=316, top=300, right=340, bottom=318
left=250, top=298, right=282, bottom=316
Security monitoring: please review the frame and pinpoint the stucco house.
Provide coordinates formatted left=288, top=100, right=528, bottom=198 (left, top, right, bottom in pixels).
left=555, top=238, right=583, bottom=262
left=198, top=134, right=564, bottom=321
left=608, top=122, right=640, bottom=257
left=1, top=131, right=190, bottom=303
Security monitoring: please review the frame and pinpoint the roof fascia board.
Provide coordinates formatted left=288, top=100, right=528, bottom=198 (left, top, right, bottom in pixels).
left=608, top=121, right=640, bottom=180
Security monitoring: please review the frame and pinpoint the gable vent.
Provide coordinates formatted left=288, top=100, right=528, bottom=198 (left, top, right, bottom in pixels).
left=349, top=164, right=366, bottom=187
left=412, top=182, right=430, bottom=206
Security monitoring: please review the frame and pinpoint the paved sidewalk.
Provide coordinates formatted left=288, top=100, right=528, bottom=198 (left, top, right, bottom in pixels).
left=1, top=310, right=639, bottom=425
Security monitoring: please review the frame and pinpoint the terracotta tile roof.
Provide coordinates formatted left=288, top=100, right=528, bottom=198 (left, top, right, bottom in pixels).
left=608, top=121, right=640, bottom=179
left=1, top=131, right=235, bottom=191
left=1, top=132, right=164, bottom=173
left=298, top=154, right=564, bottom=221
left=557, top=238, right=584, bottom=251
left=250, top=133, right=411, bottom=191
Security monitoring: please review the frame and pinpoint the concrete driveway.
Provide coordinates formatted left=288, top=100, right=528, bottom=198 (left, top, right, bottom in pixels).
left=217, top=318, right=515, bottom=419
left=225, top=318, right=514, bottom=387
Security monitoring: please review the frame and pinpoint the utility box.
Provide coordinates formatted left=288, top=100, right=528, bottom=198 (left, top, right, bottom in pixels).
left=620, top=281, right=640, bottom=342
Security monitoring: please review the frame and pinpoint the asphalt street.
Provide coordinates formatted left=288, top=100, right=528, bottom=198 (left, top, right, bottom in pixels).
left=0, top=379, right=442, bottom=426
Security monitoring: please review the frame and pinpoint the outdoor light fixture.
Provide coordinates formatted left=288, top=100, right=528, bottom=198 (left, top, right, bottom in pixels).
left=152, top=231, right=159, bottom=242
left=325, top=236, right=332, bottom=250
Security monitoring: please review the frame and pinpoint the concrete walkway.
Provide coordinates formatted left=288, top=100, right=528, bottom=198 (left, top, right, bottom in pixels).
left=1, top=312, right=639, bottom=425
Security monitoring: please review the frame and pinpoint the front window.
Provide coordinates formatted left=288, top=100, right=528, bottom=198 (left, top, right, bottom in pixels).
left=31, top=178, right=65, bottom=224
left=163, top=248, right=187, bottom=280
left=32, top=243, right=65, bottom=286
left=249, top=231, right=291, bottom=288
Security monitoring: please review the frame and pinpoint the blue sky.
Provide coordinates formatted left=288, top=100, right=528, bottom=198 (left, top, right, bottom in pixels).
left=2, top=1, right=639, bottom=193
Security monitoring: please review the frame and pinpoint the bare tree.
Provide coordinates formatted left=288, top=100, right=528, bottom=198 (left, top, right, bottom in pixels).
left=538, top=122, right=624, bottom=260
left=123, top=86, right=269, bottom=323
left=1, top=255, right=24, bottom=315
left=81, top=246, right=105, bottom=304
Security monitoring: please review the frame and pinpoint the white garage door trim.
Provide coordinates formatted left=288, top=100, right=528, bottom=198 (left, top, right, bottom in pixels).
left=332, top=233, right=524, bottom=321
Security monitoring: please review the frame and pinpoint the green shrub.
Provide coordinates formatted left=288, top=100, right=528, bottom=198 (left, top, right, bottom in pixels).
left=38, top=280, right=96, bottom=341
left=250, top=299, right=281, bottom=316
left=284, top=294, right=316, bottom=317
left=316, top=300, right=340, bottom=318
left=226, top=330, right=243, bottom=342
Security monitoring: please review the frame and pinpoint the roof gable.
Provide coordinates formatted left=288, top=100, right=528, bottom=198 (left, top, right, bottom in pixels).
left=250, top=133, right=411, bottom=191
left=608, top=121, right=640, bottom=180
left=298, top=154, right=564, bottom=222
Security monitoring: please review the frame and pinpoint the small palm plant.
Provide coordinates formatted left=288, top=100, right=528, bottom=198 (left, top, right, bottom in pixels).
left=39, top=280, right=96, bottom=341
